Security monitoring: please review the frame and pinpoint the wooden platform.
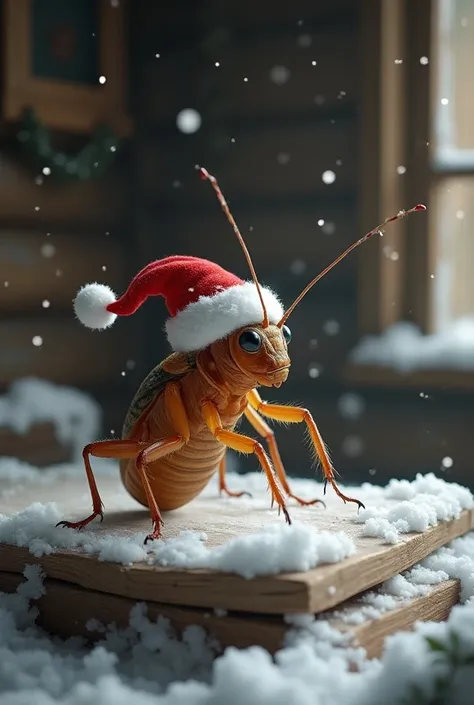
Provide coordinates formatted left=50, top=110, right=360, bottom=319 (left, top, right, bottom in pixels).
left=0, top=474, right=470, bottom=658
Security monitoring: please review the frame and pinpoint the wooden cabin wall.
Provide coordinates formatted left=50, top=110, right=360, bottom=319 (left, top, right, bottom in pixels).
left=0, top=139, right=136, bottom=455
left=130, top=0, right=362, bottom=481
left=0, top=147, right=138, bottom=437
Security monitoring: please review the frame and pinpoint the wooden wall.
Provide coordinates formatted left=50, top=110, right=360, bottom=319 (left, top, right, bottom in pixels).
left=0, top=141, right=135, bottom=443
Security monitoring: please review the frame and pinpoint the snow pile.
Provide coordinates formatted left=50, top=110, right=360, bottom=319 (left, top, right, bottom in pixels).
left=2, top=531, right=474, bottom=704
left=354, top=473, right=473, bottom=544
left=0, top=377, right=102, bottom=460
left=0, top=501, right=355, bottom=578
left=349, top=318, right=474, bottom=373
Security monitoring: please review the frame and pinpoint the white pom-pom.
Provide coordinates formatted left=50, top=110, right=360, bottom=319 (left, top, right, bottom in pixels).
left=73, top=283, right=117, bottom=330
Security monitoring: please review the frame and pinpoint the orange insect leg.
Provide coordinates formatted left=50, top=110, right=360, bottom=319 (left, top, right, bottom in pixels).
left=56, top=439, right=149, bottom=531
left=135, top=436, right=185, bottom=543
left=244, top=404, right=325, bottom=508
left=247, top=389, right=365, bottom=510
left=218, top=454, right=252, bottom=499
left=58, top=382, right=191, bottom=543
left=201, top=400, right=291, bottom=524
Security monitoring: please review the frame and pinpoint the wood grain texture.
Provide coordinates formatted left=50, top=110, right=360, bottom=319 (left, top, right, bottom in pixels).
left=0, top=475, right=471, bottom=615
left=140, top=120, right=356, bottom=206
left=0, top=319, right=136, bottom=387
left=0, top=571, right=458, bottom=661
left=0, top=230, right=127, bottom=312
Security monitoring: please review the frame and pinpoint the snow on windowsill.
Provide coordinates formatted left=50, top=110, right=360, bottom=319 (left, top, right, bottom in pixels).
left=0, top=377, right=102, bottom=461
left=349, top=318, right=474, bottom=375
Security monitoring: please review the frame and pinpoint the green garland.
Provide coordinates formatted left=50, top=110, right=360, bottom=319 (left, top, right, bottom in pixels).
left=16, top=107, right=120, bottom=182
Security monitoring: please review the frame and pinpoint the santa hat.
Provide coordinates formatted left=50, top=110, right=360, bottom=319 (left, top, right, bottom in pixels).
left=73, top=255, right=284, bottom=352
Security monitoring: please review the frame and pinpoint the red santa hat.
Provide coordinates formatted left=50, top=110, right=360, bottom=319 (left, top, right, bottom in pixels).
left=73, top=255, right=284, bottom=352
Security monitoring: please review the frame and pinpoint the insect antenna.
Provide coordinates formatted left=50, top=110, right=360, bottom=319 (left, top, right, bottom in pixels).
left=277, top=204, right=427, bottom=327
left=198, top=166, right=270, bottom=327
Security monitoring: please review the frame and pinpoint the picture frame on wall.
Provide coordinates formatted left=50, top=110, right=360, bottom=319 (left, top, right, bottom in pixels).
left=2, top=0, right=131, bottom=135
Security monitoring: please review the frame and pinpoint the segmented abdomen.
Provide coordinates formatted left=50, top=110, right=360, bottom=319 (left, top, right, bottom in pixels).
left=120, top=428, right=225, bottom=511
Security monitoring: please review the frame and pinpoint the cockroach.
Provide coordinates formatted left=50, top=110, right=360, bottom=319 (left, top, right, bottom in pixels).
left=57, top=168, right=426, bottom=543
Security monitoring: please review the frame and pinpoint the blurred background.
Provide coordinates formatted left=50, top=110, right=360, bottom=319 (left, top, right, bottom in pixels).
left=0, top=0, right=473, bottom=490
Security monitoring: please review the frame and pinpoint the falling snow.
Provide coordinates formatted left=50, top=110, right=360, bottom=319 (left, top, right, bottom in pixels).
left=322, top=170, right=336, bottom=184
left=176, top=109, right=202, bottom=134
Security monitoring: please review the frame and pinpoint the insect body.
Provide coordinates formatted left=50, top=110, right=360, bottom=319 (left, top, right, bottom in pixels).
left=58, top=169, right=426, bottom=543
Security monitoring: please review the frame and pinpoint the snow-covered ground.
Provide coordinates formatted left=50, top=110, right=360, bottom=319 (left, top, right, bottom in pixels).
left=349, top=318, right=474, bottom=373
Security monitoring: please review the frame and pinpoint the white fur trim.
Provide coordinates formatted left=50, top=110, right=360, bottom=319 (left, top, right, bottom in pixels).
left=73, top=283, right=117, bottom=330
left=165, top=281, right=284, bottom=352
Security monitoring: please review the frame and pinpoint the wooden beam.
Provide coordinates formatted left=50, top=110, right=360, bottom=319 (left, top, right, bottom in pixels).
left=357, top=0, right=409, bottom=334
left=0, top=570, right=459, bottom=662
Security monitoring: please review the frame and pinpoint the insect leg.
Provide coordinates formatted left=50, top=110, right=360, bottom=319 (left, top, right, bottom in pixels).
left=56, top=439, right=150, bottom=531
left=201, top=400, right=291, bottom=524
left=218, top=454, right=252, bottom=499
left=139, top=381, right=191, bottom=543
left=135, top=436, right=185, bottom=543
left=247, top=389, right=365, bottom=510
left=244, top=405, right=325, bottom=508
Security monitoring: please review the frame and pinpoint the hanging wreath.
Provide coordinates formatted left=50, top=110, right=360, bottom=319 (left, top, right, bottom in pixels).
left=16, top=107, right=121, bottom=182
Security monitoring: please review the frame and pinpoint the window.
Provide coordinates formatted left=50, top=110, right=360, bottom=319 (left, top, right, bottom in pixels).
left=349, top=0, right=474, bottom=383
left=431, top=0, right=474, bottom=332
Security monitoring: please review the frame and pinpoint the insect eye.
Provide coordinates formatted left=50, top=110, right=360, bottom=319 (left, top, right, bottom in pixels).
left=238, top=329, right=262, bottom=353
left=282, top=325, right=292, bottom=344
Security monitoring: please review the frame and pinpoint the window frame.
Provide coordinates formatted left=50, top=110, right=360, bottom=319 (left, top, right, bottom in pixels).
left=346, top=0, right=474, bottom=388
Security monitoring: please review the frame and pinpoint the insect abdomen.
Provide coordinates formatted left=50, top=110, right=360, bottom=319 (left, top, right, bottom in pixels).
left=120, top=429, right=225, bottom=511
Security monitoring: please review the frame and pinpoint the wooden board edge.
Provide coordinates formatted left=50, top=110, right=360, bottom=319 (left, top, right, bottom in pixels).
left=305, top=508, right=474, bottom=613
left=0, top=509, right=471, bottom=615
left=0, top=571, right=459, bottom=662
left=345, top=579, right=460, bottom=660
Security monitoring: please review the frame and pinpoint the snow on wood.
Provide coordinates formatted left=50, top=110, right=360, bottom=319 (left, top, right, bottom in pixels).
left=0, top=466, right=472, bottom=614
left=0, top=377, right=102, bottom=460
left=349, top=318, right=474, bottom=373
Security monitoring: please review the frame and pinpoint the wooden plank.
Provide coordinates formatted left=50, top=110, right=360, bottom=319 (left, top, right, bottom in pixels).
left=143, top=29, right=357, bottom=122
left=332, top=579, right=459, bottom=659
left=0, top=423, right=71, bottom=467
left=0, top=474, right=471, bottom=615
left=404, top=0, right=434, bottom=333
left=0, top=571, right=458, bottom=660
left=0, top=230, right=127, bottom=312
left=140, top=120, right=356, bottom=206
left=0, top=319, right=136, bottom=387
left=0, top=152, right=127, bottom=228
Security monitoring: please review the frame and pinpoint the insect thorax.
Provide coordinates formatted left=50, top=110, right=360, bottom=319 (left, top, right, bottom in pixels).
left=122, top=353, right=197, bottom=438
